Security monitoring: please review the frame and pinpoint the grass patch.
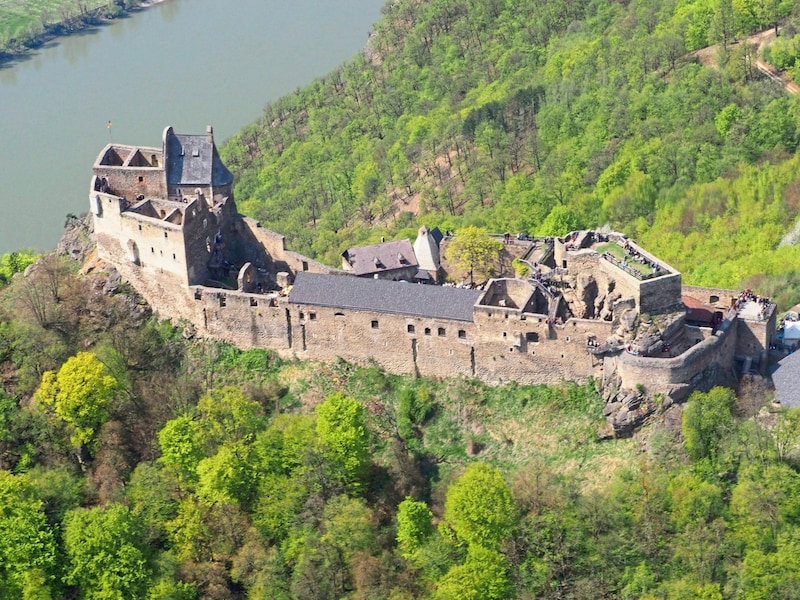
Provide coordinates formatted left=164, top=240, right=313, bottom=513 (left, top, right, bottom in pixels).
left=597, top=242, right=652, bottom=277
left=0, top=0, right=115, bottom=51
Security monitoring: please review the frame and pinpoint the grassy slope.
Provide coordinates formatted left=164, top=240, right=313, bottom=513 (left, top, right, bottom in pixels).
left=0, top=0, right=121, bottom=50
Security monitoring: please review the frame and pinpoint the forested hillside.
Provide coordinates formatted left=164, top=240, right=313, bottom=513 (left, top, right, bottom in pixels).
left=222, top=0, right=800, bottom=304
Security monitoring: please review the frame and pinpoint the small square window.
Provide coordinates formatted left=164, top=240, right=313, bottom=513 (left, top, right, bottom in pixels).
left=424, top=327, right=431, bottom=336
left=219, top=296, right=226, bottom=307
left=309, top=312, right=317, bottom=321
left=407, top=324, right=415, bottom=334
left=371, top=320, right=379, bottom=329
left=438, top=327, right=446, bottom=337
left=138, top=176, right=143, bottom=182
left=250, top=297, right=258, bottom=307
left=458, top=330, right=466, bottom=339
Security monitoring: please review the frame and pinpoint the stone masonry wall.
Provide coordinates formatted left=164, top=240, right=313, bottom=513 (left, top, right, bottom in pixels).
left=94, top=165, right=167, bottom=201
left=613, top=311, right=738, bottom=396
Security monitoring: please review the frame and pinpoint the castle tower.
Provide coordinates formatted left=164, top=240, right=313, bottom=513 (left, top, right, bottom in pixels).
left=413, top=225, right=443, bottom=281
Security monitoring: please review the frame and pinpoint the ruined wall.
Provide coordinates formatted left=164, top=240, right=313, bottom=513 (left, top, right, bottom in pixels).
left=613, top=313, right=738, bottom=396
left=736, top=311, right=777, bottom=372
left=681, top=285, right=739, bottom=309
left=471, top=306, right=612, bottom=384
left=288, top=304, right=475, bottom=379
left=192, top=288, right=291, bottom=351
left=93, top=164, right=167, bottom=200
left=639, top=272, right=682, bottom=315
left=240, top=218, right=333, bottom=276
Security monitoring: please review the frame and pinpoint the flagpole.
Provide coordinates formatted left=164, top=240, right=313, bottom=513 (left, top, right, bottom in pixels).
left=107, top=120, right=112, bottom=142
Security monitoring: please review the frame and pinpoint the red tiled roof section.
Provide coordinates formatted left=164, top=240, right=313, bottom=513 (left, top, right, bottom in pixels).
left=682, top=296, right=715, bottom=325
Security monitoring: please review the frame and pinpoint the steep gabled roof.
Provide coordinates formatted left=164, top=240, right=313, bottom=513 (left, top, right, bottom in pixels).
left=289, top=272, right=481, bottom=321
left=342, top=239, right=418, bottom=276
left=772, top=350, right=800, bottom=407
left=164, top=127, right=233, bottom=187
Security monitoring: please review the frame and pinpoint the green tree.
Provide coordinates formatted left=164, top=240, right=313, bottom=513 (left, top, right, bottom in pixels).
left=63, top=503, right=152, bottom=599
left=0, top=471, right=58, bottom=599
left=157, top=414, right=206, bottom=483
left=444, top=462, right=516, bottom=549
left=35, top=352, right=120, bottom=452
left=316, top=393, right=370, bottom=492
left=396, top=497, right=434, bottom=559
left=681, top=387, right=736, bottom=463
left=445, top=226, right=503, bottom=284
left=196, top=440, right=260, bottom=509
left=434, top=545, right=514, bottom=600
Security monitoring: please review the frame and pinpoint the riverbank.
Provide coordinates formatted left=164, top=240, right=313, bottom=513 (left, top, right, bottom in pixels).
left=0, top=0, right=168, bottom=66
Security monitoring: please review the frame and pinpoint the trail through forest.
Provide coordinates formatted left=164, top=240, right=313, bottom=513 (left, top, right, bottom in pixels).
left=694, top=28, right=799, bottom=94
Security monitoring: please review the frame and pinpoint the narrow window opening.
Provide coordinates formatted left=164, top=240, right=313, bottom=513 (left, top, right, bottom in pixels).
left=309, top=312, right=317, bottom=321
left=371, top=320, right=379, bottom=329
left=424, top=327, right=431, bottom=336
left=250, top=297, right=258, bottom=307
left=458, top=329, right=466, bottom=339
left=219, top=296, right=226, bottom=307
left=407, top=324, right=415, bottom=334
left=194, top=290, right=202, bottom=300
left=438, top=327, right=446, bottom=337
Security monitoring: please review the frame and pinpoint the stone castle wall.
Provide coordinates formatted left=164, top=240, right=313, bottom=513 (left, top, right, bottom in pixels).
left=612, top=309, right=738, bottom=398
left=89, top=131, right=756, bottom=416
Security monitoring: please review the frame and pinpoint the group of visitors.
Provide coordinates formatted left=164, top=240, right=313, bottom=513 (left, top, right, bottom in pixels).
left=622, top=240, right=661, bottom=274
left=734, top=289, right=772, bottom=320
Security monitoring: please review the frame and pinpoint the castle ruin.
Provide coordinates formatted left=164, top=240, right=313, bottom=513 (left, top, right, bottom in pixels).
left=90, top=127, right=777, bottom=435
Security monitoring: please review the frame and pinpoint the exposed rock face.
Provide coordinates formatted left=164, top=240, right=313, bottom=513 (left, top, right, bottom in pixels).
left=575, top=273, right=598, bottom=318
left=57, top=213, right=94, bottom=264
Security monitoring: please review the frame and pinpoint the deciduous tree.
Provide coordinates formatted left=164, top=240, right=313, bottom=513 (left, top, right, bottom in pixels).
left=35, top=351, right=120, bottom=452
left=445, top=226, right=503, bottom=284
left=444, top=462, right=516, bottom=549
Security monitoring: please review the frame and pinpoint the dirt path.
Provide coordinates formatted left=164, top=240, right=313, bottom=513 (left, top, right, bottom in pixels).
left=693, top=28, right=798, bottom=95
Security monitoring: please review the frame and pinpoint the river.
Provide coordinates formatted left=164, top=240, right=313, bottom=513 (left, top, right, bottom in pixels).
left=0, top=0, right=385, bottom=254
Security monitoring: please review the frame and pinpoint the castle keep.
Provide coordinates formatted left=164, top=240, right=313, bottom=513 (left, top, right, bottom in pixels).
left=90, top=127, right=777, bottom=434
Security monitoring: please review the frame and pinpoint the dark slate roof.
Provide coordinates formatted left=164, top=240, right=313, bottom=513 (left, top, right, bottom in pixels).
left=166, top=132, right=233, bottom=187
left=771, top=351, right=800, bottom=407
left=342, top=239, right=418, bottom=276
left=430, top=227, right=444, bottom=245
left=289, top=272, right=481, bottom=321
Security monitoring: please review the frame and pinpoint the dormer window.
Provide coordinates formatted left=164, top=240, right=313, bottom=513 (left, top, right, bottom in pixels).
left=374, top=257, right=383, bottom=268
left=398, top=253, right=406, bottom=264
